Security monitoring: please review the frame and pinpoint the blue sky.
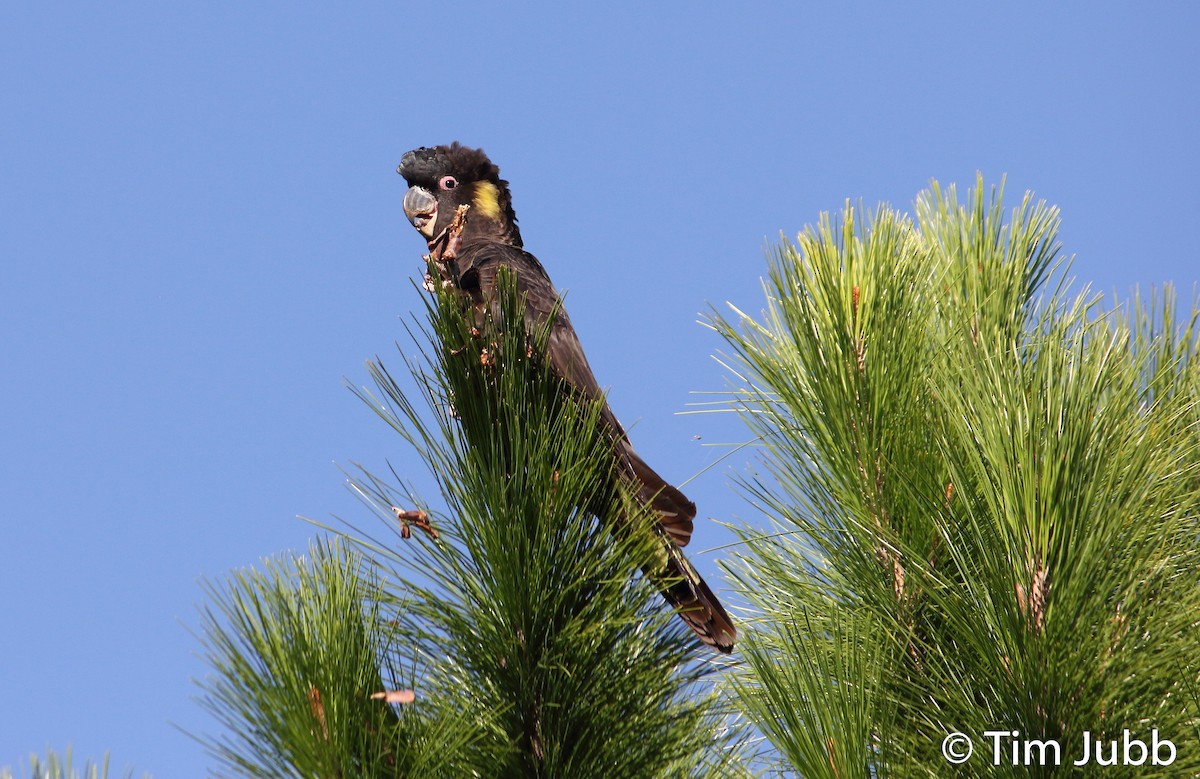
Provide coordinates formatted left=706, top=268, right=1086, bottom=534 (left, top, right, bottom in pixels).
left=2, top=3, right=1196, bottom=775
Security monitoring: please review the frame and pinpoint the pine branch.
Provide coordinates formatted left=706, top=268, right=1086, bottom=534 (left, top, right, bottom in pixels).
left=711, top=177, right=1200, bottom=777
left=350, top=271, right=744, bottom=777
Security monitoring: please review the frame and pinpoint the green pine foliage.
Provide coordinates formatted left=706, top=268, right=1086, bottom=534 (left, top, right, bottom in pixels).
left=1, top=749, right=148, bottom=779
left=349, top=271, right=742, bottom=777
left=195, top=271, right=742, bottom=777
left=711, top=177, right=1200, bottom=777
left=194, top=539, right=483, bottom=777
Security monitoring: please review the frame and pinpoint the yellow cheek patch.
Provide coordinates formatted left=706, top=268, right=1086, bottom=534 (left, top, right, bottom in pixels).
left=472, top=181, right=502, bottom=220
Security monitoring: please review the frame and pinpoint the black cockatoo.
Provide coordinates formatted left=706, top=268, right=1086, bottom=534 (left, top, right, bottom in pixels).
left=397, top=143, right=735, bottom=653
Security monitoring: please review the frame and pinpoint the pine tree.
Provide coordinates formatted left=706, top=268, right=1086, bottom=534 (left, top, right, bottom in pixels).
left=710, top=177, right=1200, bottom=777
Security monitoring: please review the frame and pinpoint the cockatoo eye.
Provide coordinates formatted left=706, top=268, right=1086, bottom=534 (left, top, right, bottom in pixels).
left=438, top=176, right=458, bottom=190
